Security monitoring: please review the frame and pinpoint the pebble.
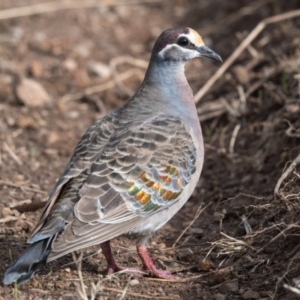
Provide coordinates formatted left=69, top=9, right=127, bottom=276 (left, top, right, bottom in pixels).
left=129, top=279, right=139, bottom=286
left=16, top=78, right=50, bottom=107
left=2, top=207, right=12, bottom=217
left=242, top=289, right=260, bottom=299
left=219, top=280, right=239, bottom=293
left=213, top=293, right=226, bottom=300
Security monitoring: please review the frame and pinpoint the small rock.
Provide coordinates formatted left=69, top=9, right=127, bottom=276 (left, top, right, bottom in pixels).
left=157, top=243, right=166, bottom=249
left=197, top=259, right=215, bottom=271
left=16, top=117, right=38, bottom=129
left=176, top=248, right=194, bottom=262
left=47, top=131, right=60, bottom=144
left=2, top=207, right=12, bottom=217
left=259, top=291, right=270, bottom=297
left=11, top=209, right=20, bottom=217
left=285, top=103, right=300, bottom=114
left=208, top=268, right=234, bottom=285
left=12, top=27, right=24, bottom=42
left=232, top=65, right=250, bottom=85
left=129, top=279, right=139, bottom=286
left=88, top=61, right=111, bottom=79
left=213, top=211, right=225, bottom=222
left=63, top=58, right=78, bottom=72
left=6, top=117, right=15, bottom=126
left=13, top=174, right=25, bottom=183
left=214, top=293, right=226, bottom=300
left=44, top=148, right=58, bottom=156
left=74, top=44, right=90, bottom=58
left=242, top=289, right=260, bottom=299
left=202, top=292, right=211, bottom=300
left=189, top=227, right=204, bottom=236
left=225, top=281, right=239, bottom=292
left=74, top=69, right=90, bottom=88
left=16, top=78, right=50, bottom=107
left=66, top=111, right=80, bottom=119
left=29, top=60, right=43, bottom=78
left=219, top=280, right=239, bottom=293
left=0, top=75, right=12, bottom=98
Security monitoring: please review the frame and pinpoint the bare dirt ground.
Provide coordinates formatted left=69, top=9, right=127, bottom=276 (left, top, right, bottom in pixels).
left=0, top=0, right=300, bottom=299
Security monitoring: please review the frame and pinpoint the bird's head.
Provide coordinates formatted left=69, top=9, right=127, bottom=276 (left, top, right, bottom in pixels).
left=152, top=27, right=222, bottom=63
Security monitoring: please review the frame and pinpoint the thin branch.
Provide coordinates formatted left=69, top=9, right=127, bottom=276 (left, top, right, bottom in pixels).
left=61, top=68, right=144, bottom=103
left=256, top=224, right=300, bottom=254
left=172, top=202, right=211, bottom=248
left=0, top=0, right=161, bottom=21
left=103, top=287, right=180, bottom=299
left=72, top=251, right=88, bottom=300
left=195, top=9, right=300, bottom=103
left=0, top=216, right=23, bottom=223
left=3, top=142, right=22, bottom=166
left=200, top=0, right=271, bottom=37
left=0, top=180, right=47, bottom=194
left=274, top=153, right=300, bottom=196
left=229, top=123, right=241, bottom=154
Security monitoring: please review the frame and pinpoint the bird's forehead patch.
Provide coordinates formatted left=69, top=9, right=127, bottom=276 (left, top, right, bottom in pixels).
left=186, top=28, right=204, bottom=46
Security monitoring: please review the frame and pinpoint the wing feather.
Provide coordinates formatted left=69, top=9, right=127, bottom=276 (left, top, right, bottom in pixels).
left=29, top=112, right=197, bottom=261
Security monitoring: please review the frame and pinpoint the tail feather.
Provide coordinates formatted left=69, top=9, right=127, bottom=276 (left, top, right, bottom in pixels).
left=3, top=235, right=56, bottom=285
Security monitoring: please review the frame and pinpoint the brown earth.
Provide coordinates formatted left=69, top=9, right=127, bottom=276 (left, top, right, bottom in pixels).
left=0, top=0, right=300, bottom=299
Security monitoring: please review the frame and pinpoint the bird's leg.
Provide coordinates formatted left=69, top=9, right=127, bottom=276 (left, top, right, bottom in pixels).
left=136, top=244, right=179, bottom=280
left=100, top=241, right=120, bottom=274
left=100, top=241, right=142, bottom=276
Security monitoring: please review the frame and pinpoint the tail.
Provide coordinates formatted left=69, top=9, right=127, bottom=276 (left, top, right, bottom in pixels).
left=3, top=235, right=56, bottom=285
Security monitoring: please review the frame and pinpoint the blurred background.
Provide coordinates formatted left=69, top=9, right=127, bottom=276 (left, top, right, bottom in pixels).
left=0, top=0, right=300, bottom=299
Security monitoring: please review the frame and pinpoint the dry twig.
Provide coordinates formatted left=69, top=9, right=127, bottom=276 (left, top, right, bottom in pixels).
left=0, top=180, right=47, bottom=195
left=285, top=120, right=300, bottom=139
left=283, top=284, right=300, bottom=296
left=72, top=251, right=89, bottom=300
left=274, top=153, right=300, bottom=196
left=0, top=0, right=161, bottom=21
left=256, top=223, right=300, bottom=254
left=61, top=68, right=144, bottom=102
left=195, top=9, right=300, bottom=102
left=109, top=56, right=148, bottom=97
left=241, top=214, right=253, bottom=234
left=172, top=202, right=211, bottom=248
left=229, top=123, right=241, bottom=154
left=200, top=0, right=271, bottom=36
left=10, top=201, right=47, bottom=213
left=210, top=232, right=249, bottom=255
left=3, top=142, right=22, bottom=166
left=0, top=216, right=23, bottom=223
left=103, top=287, right=179, bottom=299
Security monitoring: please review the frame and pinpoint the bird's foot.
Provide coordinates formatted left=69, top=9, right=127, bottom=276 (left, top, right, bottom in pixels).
left=145, top=267, right=179, bottom=280
left=107, top=263, right=143, bottom=277
left=100, top=241, right=143, bottom=277
left=137, top=244, right=179, bottom=280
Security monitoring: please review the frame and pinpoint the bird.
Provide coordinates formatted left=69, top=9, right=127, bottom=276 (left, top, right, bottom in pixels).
left=3, top=27, right=222, bottom=285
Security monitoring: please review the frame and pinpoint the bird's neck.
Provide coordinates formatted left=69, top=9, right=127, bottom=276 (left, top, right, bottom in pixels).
left=140, top=59, right=197, bottom=121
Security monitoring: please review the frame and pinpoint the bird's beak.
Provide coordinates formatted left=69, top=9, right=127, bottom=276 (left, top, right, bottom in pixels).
left=197, top=45, right=222, bottom=62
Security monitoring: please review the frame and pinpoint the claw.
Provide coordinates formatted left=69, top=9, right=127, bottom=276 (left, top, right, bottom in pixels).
left=137, top=244, right=179, bottom=280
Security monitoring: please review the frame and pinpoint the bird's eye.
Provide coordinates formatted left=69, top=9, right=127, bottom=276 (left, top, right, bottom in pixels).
left=177, top=37, right=189, bottom=47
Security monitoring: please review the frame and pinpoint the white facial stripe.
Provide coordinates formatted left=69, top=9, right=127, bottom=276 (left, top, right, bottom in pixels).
left=158, top=44, right=200, bottom=60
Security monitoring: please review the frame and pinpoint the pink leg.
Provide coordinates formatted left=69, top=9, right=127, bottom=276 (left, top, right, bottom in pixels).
left=100, top=241, right=141, bottom=275
left=136, top=244, right=179, bottom=280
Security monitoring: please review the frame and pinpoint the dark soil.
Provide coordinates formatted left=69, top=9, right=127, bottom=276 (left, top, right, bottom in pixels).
left=0, top=1, right=300, bottom=299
